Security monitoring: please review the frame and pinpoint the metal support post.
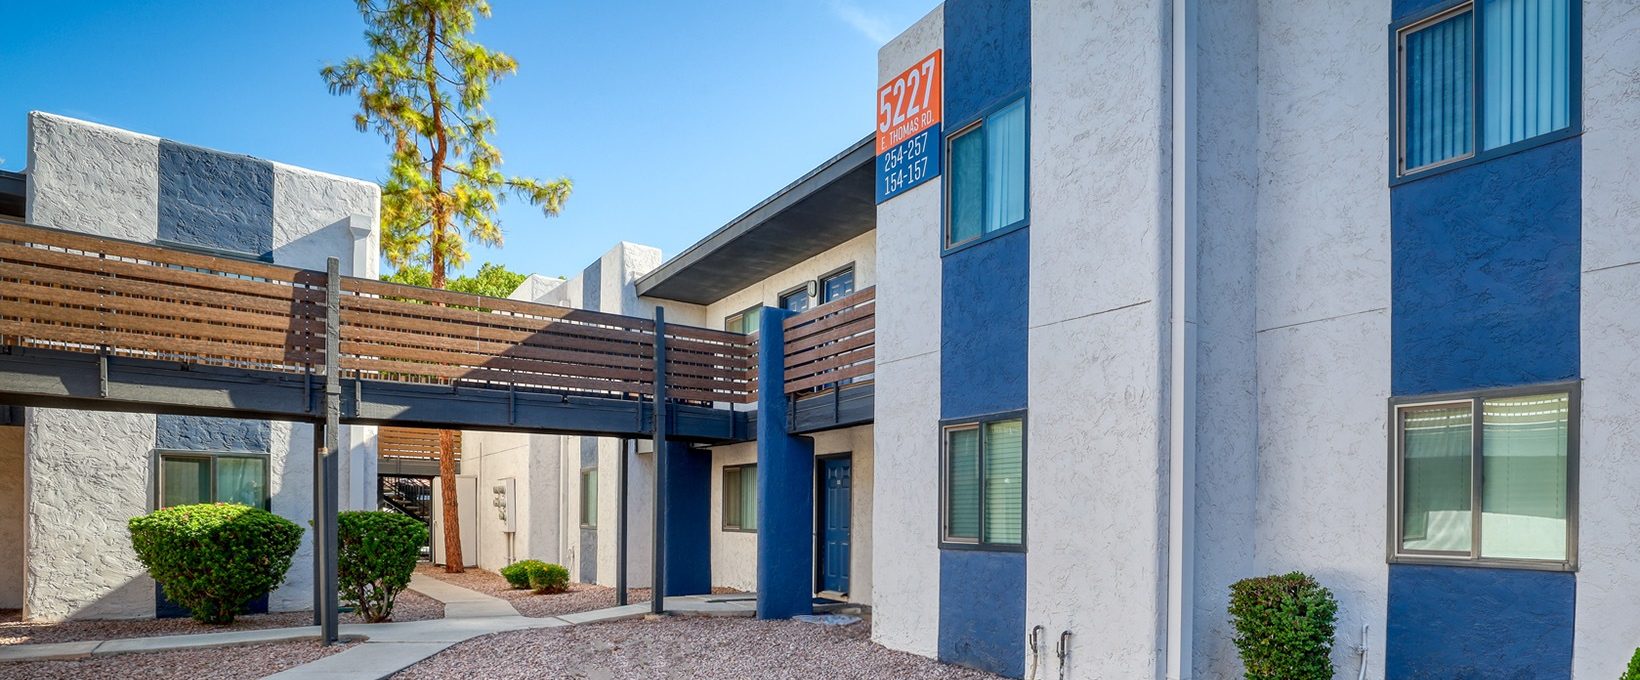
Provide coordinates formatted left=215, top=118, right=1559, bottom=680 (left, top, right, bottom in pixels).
left=616, top=437, right=629, bottom=606
left=651, top=308, right=668, bottom=615
left=317, top=257, right=342, bottom=644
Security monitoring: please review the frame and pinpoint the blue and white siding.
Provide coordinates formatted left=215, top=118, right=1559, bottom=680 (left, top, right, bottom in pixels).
left=20, top=112, right=380, bottom=620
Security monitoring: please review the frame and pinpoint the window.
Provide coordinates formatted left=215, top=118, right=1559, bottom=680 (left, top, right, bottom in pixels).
left=580, top=468, right=599, bottom=528
left=1392, top=386, right=1575, bottom=569
left=941, top=415, right=1025, bottom=549
left=156, top=451, right=269, bottom=509
left=946, top=97, right=1027, bottom=248
left=724, top=306, right=762, bottom=335
left=778, top=288, right=810, bottom=314
left=820, top=267, right=855, bottom=304
left=1394, top=0, right=1577, bottom=178
left=722, top=464, right=758, bottom=532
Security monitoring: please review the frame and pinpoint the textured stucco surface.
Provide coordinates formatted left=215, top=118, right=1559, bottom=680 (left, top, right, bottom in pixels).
left=943, top=0, right=1030, bottom=126
left=1, top=427, right=23, bottom=609
left=709, top=442, right=759, bottom=593
left=156, top=140, right=274, bottom=257
left=154, top=416, right=270, bottom=452
left=870, top=4, right=943, bottom=660
left=1386, top=565, right=1574, bottom=678
left=25, top=112, right=160, bottom=241
left=1575, top=3, right=1640, bottom=676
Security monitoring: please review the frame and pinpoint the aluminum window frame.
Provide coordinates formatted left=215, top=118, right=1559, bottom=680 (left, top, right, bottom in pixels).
left=1386, top=380, right=1580, bottom=572
left=153, top=450, right=272, bottom=511
left=938, top=410, right=1028, bottom=553
left=941, top=92, right=1031, bottom=254
left=721, top=463, right=758, bottom=533
left=724, top=304, right=762, bottom=335
left=818, top=265, right=857, bottom=304
left=579, top=467, right=599, bottom=529
left=1388, top=0, right=1584, bottom=184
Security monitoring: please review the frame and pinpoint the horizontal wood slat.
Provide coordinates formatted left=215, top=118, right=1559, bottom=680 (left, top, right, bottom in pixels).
left=378, top=427, right=462, bottom=463
left=784, top=366, right=875, bottom=394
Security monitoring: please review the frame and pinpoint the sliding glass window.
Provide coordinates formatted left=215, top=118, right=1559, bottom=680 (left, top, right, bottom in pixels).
left=942, top=415, right=1025, bottom=549
left=946, top=97, right=1027, bottom=248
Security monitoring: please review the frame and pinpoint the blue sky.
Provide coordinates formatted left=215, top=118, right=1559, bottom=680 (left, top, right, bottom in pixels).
left=0, top=1, right=937, bottom=278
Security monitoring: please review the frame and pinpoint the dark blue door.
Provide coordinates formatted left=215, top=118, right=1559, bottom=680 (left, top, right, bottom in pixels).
left=820, top=456, right=852, bottom=594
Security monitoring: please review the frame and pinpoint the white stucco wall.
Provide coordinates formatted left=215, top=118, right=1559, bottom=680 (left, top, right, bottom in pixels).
left=701, top=231, right=876, bottom=330
left=1, top=426, right=24, bottom=609
left=870, top=5, right=943, bottom=659
left=709, top=442, right=759, bottom=593
left=1573, top=1, right=1640, bottom=676
left=1026, top=0, right=1169, bottom=675
left=1250, top=1, right=1391, bottom=676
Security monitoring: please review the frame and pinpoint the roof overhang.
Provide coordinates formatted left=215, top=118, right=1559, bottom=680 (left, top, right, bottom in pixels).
left=636, top=135, right=875, bottom=305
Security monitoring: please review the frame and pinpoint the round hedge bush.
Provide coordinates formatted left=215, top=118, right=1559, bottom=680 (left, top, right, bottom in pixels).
left=1623, top=647, right=1640, bottom=680
left=1228, top=572, right=1338, bottom=680
left=128, top=503, right=303, bottom=624
left=500, top=559, right=548, bottom=590
left=527, top=562, right=570, bottom=594
left=337, top=510, right=428, bottom=623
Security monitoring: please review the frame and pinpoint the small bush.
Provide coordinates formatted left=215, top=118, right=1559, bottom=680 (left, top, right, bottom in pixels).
left=500, top=559, right=548, bottom=590
left=129, top=503, right=303, bottom=624
left=337, top=511, right=428, bottom=623
left=1623, top=647, right=1640, bottom=680
left=527, top=562, right=570, bottom=594
left=1228, top=572, right=1338, bottom=680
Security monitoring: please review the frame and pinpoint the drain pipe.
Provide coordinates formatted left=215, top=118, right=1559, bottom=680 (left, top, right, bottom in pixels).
left=1164, top=0, right=1199, bottom=677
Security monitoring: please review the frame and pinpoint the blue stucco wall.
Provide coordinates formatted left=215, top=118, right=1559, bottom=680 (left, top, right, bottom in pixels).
left=937, top=550, right=1026, bottom=678
left=940, top=227, right=1030, bottom=419
left=155, top=416, right=270, bottom=453
left=943, top=0, right=1031, bottom=126
left=157, top=140, right=274, bottom=258
left=755, top=307, right=817, bottom=618
left=661, top=442, right=711, bottom=596
left=1386, top=565, right=1575, bottom=678
left=1391, top=138, right=1581, bottom=396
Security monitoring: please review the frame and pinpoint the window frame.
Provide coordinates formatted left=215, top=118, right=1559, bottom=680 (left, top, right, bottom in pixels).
left=721, top=463, right=758, bottom=533
left=942, top=92, right=1031, bottom=254
left=1389, top=0, right=1583, bottom=184
left=818, top=265, right=857, bottom=305
left=939, top=410, right=1028, bottom=552
left=1386, top=381, right=1580, bottom=572
left=153, top=450, right=271, bottom=511
left=724, top=304, right=762, bottom=335
left=580, top=467, right=599, bottom=529
left=777, top=285, right=811, bottom=314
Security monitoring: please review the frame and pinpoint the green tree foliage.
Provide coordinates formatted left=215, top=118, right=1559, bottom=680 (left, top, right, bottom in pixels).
left=337, top=511, right=429, bottom=623
left=325, top=0, right=570, bottom=573
left=1227, top=572, right=1339, bottom=680
left=382, top=261, right=528, bottom=299
left=128, top=504, right=303, bottom=624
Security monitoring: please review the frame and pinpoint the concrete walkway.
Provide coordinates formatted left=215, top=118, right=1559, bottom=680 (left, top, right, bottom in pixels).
left=0, top=575, right=755, bottom=680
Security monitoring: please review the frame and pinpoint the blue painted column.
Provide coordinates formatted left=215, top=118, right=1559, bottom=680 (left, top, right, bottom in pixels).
left=755, top=306, right=816, bottom=619
left=661, top=440, right=711, bottom=597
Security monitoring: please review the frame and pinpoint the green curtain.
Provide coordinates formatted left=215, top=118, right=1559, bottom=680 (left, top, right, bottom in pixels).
left=215, top=456, right=267, bottom=508
left=160, top=457, right=210, bottom=508
left=946, top=428, right=981, bottom=540
left=983, top=420, right=1023, bottom=545
left=1481, top=393, right=1568, bottom=560
left=741, top=464, right=758, bottom=532
left=1400, top=404, right=1473, bottom=552
left=582, top=469, right=599, bottom=527
left=948, top=128, right=985, bottom=245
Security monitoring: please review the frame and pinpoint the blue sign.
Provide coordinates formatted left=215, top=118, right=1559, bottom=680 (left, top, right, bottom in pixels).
left=875, top=125, right=941, bottom=204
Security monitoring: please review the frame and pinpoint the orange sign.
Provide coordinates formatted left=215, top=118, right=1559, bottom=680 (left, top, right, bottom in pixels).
left=876, top=50, right=942, bottom=154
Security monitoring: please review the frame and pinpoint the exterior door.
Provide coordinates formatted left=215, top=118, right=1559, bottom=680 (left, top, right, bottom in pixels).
left=819, top=456, right=852, bottom=594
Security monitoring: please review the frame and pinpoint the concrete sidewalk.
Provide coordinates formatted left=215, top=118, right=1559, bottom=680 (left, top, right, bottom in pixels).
left=405, top=574, right=520, bottom=618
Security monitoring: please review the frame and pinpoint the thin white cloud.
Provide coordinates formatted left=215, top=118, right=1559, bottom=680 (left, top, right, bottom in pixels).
left=827, top=0, right=896, bottom=45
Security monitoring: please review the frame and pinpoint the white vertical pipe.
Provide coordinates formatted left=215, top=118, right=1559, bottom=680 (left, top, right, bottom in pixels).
left=1166, top=0, right=1199, bottom=677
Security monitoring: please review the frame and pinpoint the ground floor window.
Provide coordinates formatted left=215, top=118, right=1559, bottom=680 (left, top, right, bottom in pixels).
left=156, top=451, right=269, bottom=509
left=941, top=413, right=1025, bottom=549
left=580, top=468, right=599, bottom=528
left=1392, top=384, right=1575, bottom=568
left=722, top=463, right=758, bottom=532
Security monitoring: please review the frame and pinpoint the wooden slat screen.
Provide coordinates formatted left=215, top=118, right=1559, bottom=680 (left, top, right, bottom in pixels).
left=781, top=287, right=875, bottom=394
left=378, top=426, right=462, bottom=464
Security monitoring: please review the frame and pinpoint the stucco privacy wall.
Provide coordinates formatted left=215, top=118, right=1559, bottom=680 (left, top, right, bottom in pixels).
left=701, top=232, right=876, bottom=328
left=1, top=427, right=23, bottom=609
left=1251, top=1, right=1390, bottom=677
left=21, top=112, right=380, bottom=620
left=870, top=3, right=943, bottom=660
left=1026, top=0, right=1168, bottom=674
left=1575, top=1, right=1640, bottom=675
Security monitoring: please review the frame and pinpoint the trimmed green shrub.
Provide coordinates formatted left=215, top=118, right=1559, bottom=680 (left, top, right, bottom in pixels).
left=337, top=511, right=428, bottom=623
left=500, top=559, right=548, bottom=590
left=1623, top=647, right=1640, bottom=680
left=527, top=562, right=570, bottom=594
left=1228, top=572, right=1338, bottom=680
left=128, top=503, right=303, bottom=624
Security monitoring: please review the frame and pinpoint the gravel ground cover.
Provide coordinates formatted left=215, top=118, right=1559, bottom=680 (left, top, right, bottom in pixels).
left=392, top=616, right=1004, bottom=680
left=415, top=563, right=658, bottom=618
left=0, top=638, right=357, bottom=680
left=0, top=590, right=442, bottom=646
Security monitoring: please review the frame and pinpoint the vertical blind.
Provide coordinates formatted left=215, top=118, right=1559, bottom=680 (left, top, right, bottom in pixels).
left=1482, top=0, right=1572, bottom=150
left=1480, top=393, right=1568, bottom=560
left=740, top=465, right=759, bottom=531
left=1400, top=404, right=1474, bottom=553
left=1404, top=10, right=1474, bottom=170
left=160, top=456, right=211, bottom=508
left=982, top=419, right=1024, bottom=545
left=946, top=428, right=981, bottom=541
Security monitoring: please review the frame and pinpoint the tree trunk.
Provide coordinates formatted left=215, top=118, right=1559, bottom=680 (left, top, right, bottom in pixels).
left=438, top=428, right=464, bottom=573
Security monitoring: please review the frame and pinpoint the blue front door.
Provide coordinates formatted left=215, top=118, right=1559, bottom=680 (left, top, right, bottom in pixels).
left=820, top=456, right=852, bottom=594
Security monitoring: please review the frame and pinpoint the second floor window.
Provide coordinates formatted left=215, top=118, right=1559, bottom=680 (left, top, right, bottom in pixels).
left=820, top=267, right=855, bottom=304
left=725, top=306, right=761, bottom=335
left=946, top=97, right=1027, bottom=248
left=1395, top=0, right=1576, bottom=177
left=779, top=288, right=810, bottom=313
